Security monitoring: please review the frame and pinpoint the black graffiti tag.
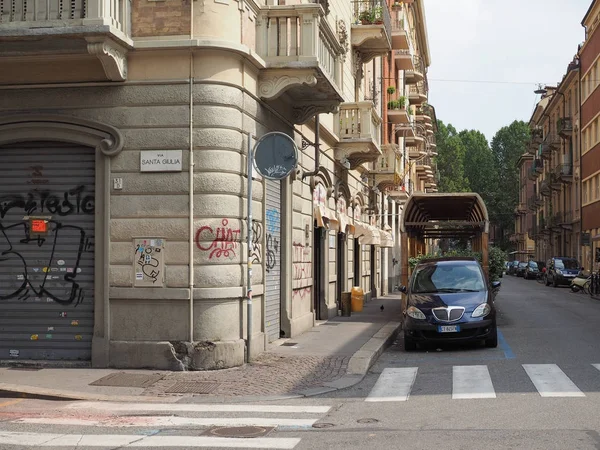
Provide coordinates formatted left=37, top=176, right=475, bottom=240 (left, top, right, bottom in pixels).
left=0, top=185, right=94, bottom=219
left=266, top=233, right=279, bottom=274
left=0, top=220, right=90, bottom=306
left=135, top=245, right=161, bottom=283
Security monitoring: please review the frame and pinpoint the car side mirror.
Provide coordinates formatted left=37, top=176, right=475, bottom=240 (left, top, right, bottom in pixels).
left=491, top=281, right=501, bottom=290
left=399, top=285, right=407, bottom=294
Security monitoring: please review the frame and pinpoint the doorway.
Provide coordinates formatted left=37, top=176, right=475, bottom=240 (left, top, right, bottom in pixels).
left=313, top=224, right=327, bottom=319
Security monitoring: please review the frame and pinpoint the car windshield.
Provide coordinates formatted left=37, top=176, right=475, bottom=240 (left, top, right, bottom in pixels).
left=411, top=262, right=486, bottom=294
left=528, top=261, right=538, bottom=268
left=555, top=259, right=579, bottom=270
left=519, top=263, right=527, bottom=268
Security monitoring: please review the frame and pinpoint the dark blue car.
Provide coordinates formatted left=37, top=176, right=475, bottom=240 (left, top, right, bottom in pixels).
left=401, top=257, right=501, bottom=351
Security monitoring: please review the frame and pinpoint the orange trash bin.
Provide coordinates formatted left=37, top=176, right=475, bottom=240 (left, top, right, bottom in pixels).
left=351, top=286, right=364, bottom=312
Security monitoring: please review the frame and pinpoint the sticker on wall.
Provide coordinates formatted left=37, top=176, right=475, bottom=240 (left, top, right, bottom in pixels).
left=30, top=334, right=39, bottom=341
left=71, top=320, right=79, bottom=326
left=66, top=268, right=74, bottom=273
left=47, top=327, right=54, bottom=332
left=32, top=268, right=40, bottom=273
left=45, top=334, right=53, bottom=339
left=136, top=273, right=144, bottom=280
left=59, top=312, right=67, bottom=318
left=75, top=335, right=83, bottom=341
left=42, top=267, right=49, bottom=273
left=34, top=297, right=41, bottom=302
left=57, top=260, right=65, bottom=266
left=9, top=349, right=19, bottom=358
left=60, top=268, right=67, bottom=272
left=51, top=268, right=59, bottom=272
left=17, top=274, right=24, bottom=281
left=76, top=268, right=82, bottom=273
left=46, top=298, right=53, bottom=302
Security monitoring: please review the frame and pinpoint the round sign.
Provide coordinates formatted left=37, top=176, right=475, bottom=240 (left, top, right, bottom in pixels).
left=253, top=132, right=299, bottom=180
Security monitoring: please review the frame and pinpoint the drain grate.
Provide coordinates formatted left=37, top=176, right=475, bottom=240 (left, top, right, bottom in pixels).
left=165, top=381, right=220, bottom=394
left=205, top=426, right=274, bottom=438
left=89, top=373, right=164, bottom=388
left=280, top=342, right=298, bottom=347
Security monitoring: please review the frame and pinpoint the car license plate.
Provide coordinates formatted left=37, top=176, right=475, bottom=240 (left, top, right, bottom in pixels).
left=438, top=325, right=460, bottom=333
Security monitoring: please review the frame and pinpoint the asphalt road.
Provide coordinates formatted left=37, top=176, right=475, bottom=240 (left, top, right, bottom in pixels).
left=3, top=275, right=600, bottom=449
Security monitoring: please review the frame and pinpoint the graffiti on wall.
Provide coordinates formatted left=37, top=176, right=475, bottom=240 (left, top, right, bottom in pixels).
left=134, top=239, right=164, bottom=286
left=250, top=220, right=262, bottom=264
left=292, top=242, right=310, bottom=280
left=292, top=287, right=311, bottom=301
left=265, top=208, right=280, bottom=274
left=0, top=185, right=95, bottom=306
left=195, top=219, right=241, bottom=259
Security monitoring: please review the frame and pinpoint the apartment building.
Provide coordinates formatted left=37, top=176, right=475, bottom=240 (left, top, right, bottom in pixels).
left=525, top=57, right=579, bottom=264
left=580, top=0, right=600, bottom=271
left=512, top=153, right=534, bottom=259
left=0, top=0, right=435, bottom=368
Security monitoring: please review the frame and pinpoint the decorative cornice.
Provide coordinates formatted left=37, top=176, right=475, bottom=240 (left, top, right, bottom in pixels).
left=87, top=38, right=127, bottom=81
left=259, top=70, right=317, bottom=100
left=293, top=102, right=339, bottom=125
left=0, top=114, right=124, bottom=157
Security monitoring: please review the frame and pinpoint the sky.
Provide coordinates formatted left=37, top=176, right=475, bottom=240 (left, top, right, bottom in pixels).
left=423, top=0, right=590, bottom=143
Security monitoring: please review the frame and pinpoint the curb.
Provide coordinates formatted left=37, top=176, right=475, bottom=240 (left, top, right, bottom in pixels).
left=294, top=320, right=402, bottom=398
left=0, top=383, right=176, bottom=403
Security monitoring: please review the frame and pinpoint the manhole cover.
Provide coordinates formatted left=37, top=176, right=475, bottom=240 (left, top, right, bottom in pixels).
left=89, top=373, right=164, bottom=388
left=165, top=381, right=220, bottom=394
left=280, top=342, right=298, bottom=347
left=312, top=423, right=335, bottom=429
left=205, top=426, right=273, bottom=438
left=357, top=418, right=379, bottom=424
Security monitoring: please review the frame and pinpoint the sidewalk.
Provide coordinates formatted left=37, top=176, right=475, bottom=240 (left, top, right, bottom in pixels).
left=0, top=295, right=402, bottom=402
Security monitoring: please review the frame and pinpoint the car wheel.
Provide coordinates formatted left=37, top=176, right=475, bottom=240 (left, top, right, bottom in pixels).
left=485, top=327, right=498, bottom=348
left=404, top=333, right=416, bottom=351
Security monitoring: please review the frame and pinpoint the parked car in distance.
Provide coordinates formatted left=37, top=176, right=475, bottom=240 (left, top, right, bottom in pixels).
left=545, top=257, right=581, bottom=287
left=524, top=260, right=539, bottom=279
left=516, top=262, right=528, bottom=277
left=507, top=260, right=520, bottom=276
left=400, top=257, right=500, bottom=351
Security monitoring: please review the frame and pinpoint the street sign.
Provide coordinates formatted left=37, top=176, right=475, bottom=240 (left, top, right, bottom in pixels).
left=253, top=132, right=298, bottom=180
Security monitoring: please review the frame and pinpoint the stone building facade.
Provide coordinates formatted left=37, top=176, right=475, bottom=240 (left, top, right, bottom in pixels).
left=0, top=0, right=435, bottom=369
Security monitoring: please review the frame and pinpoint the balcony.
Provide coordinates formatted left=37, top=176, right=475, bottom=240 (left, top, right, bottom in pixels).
left=387, top=184, right=410, bottom=203
left=540, top=133, right=561, bottom=159
left=386, top=95, right=410, bottom=124
left=405, top=55, right=425, bottom=84
left=390, top=14, right=413, bottom=50
left=351, top=0, right=392, bottom=63
left=408, top=80, right=428, bottom=104
left=257, top=4, right=344, bottom=124
left=334, top=101, right=382, bottom=169
left=540, top=179, right=552, bottom=196
left=516, top=203, right=527, bottom=215
left=527, top=195, right=538, bottom=211
left=550, top=173, right=562, bottom=191
left=535, top=194, right=544, bottom=207
left=415, top=156, right=432, bottom=173
left=407, top=146, right=425, bottom=159
left=372, top=144, right=402, bottom=191
left=0, top=0, right=131, bottom=84
left=405, top=123, right=427, bottom=147
left=553, top=163, right=573, bottom=183
left=557, top=117, right=573, bottom=138
left=395, top=118, right=416, bottom=138
left=394, top=49, right=414, bottom=71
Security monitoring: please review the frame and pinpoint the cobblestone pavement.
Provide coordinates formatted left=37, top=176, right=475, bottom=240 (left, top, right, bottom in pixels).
left=142, top=353, right=350, bottom=397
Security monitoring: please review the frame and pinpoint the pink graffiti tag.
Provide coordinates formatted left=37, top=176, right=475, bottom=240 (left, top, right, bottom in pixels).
left=196, top=219, right=241, bottom=259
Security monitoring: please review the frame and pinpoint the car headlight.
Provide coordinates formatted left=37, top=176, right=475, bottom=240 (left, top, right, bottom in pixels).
left=406, top=306, right=426, bottom=320
left=472, top=303, right=491, bottom=318
left=556, top=269, right=563, bottom=275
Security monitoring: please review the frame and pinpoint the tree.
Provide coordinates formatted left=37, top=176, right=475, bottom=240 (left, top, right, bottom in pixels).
left=434, top=120, right=469, bottom=193
left=458, top=130, right=498, bottom=204
left=489, top=120, right=530, bottom=244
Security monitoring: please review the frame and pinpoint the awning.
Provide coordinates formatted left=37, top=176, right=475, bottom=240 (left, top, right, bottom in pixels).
left=379, top=230, right=394, bottom=248
left=337, top=212, right=350, bottom=235
left=359, top=225, right=381, bottom=246
left=314, top=205, right=335, bottom=229
left=354, top=222, right=370, bottom=237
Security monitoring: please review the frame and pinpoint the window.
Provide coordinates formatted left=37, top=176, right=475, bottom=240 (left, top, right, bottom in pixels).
left=583, top=180, right=588, bottom=204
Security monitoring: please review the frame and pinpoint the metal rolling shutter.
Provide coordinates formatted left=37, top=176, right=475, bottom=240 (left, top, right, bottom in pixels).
left=0, top=143, right=95, bottom=361
left=265, top=179, right=281, bottom=342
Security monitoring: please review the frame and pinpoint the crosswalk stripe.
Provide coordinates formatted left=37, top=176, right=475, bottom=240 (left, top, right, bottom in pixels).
left=523, top=364, right=585, bottom=397
left=365, top=367, right=418, bottom=402
left=13, top=416, right=318, bottom=428
left=0, top=431, right=301, bottom=449
left=592, top=364, right=600, bottom=373
left=63, top=402, right=330, bottom=414
left=452, top=365, right=496, bottom=399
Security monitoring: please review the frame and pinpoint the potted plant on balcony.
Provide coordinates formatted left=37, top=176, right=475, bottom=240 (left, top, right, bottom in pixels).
left=373, top=7, right=383, bottom=24
left=359, top=10, right=373, bottom=24
left=387, top=99, right=399, bottom=110
left=387, top=86, right=396, bottom=96
left=398, top=96, right=407, bottom=109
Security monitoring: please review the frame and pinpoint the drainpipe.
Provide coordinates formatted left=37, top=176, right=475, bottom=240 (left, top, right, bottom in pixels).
left=302, top=114, right=321, bottom=179
left=188, top=0, right=195, bottom=344
left=578, top=62, right=583, bottom=267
